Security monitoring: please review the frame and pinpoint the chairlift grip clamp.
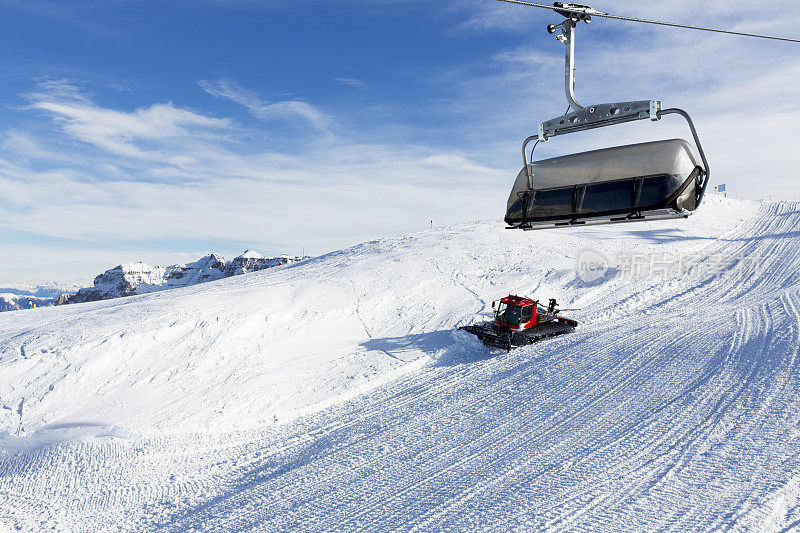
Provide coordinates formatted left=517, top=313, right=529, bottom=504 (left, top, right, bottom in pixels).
left=650, top=100, right=662, bottom=121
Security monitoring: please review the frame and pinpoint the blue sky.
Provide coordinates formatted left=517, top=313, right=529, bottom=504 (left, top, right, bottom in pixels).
left=1, top=0, right=799, bottom=284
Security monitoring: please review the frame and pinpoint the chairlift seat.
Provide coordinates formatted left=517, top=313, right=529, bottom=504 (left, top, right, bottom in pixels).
left=505, top=139, right=704, bottom=228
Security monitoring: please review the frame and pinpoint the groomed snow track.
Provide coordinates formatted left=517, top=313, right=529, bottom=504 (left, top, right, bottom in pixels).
left=2, top=197, right=800, bottom=531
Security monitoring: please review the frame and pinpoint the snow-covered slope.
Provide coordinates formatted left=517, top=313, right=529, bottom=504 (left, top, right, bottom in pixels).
left=2, top=196, right=800, bottom=531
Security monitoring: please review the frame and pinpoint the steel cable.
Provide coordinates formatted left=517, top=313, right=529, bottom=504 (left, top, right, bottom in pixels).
left=495, top=0, right=800, bottom=43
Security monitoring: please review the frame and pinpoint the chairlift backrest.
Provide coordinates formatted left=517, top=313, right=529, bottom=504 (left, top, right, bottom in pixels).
left=506, top=139, right=705, bottom=227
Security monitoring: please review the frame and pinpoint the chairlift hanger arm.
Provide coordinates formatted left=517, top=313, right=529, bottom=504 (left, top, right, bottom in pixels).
left=495, top=0, right=800, bottom=43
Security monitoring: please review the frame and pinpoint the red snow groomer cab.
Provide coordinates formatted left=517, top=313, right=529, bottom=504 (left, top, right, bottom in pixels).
left=459, top=295, right=578, bottom=351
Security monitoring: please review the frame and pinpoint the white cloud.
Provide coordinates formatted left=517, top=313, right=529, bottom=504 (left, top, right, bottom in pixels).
left=492, top=48, right=551, bottom=68
left=25, top=80, right=233, bottom=160
left=449, top=0, right=529, bottom=33
left=198, top=78, right=330, bottom=130
left=335, top=78, right=368, bottom=89
left=28, top=77, right=93, bottom=103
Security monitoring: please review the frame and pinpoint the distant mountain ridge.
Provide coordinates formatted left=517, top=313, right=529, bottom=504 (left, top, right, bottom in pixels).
left=0, top=281, right=81, bottom=299
left=0, top=282, right=82, bottom=312
left=61, top=250, right=310, bottom=305
left=0, top=294, right=60, bottom=312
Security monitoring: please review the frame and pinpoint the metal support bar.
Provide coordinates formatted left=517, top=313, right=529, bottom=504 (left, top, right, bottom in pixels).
left=522, top=134, right=539, bottom=190
left=660, top=108, right=711, bottom=204
left=563, top=21, right=582, bottom=110
left=539, top=100, right=659, bottom=140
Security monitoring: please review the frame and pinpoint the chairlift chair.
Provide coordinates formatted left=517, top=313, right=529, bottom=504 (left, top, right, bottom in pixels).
left=504, top=3, right=711, bottom=230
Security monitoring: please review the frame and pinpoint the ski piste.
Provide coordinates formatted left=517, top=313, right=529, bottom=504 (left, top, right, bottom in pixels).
left=8, top=197, right=800, bottom=530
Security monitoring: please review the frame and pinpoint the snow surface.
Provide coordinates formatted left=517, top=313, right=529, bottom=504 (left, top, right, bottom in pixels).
left=2, top=196, right=800, bottom=530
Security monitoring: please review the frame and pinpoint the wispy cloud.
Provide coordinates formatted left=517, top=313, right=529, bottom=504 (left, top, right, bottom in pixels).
left=28, top=77, right=93, bottom=103
left=198, top=78, right=330, bottom=131
left=335, top=78, right=368, bottom=89
left=25, top=79, right=233, bottom=160
left=448, top=0, right=535, bottom=34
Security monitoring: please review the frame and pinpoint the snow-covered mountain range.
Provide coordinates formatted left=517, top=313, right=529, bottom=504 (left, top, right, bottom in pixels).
left=0, top=282, right=81, bottom=312
left=0, top=294, right=55, bottom=313
left=63, top=250, right=310, bottom=305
